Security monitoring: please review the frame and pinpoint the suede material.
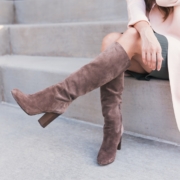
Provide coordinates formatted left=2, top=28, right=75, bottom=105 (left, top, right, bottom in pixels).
left=11, top=86, right=71, bottom=115
left=97, top=72, right=124, bottom=165
left=11, top=42, right=131, bottom=117
left=11, top=42, right=130, bottom=165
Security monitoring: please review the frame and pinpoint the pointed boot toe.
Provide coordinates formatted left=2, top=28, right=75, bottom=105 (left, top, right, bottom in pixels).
left=11, top=88, right=40, bottom=115
left=97, top=149, right=116, bottom=166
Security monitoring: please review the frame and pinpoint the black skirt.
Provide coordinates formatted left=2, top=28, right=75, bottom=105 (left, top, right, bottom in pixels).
left=124, top=31, right=169, bottom=81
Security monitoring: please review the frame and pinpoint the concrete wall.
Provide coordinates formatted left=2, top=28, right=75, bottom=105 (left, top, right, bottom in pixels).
left=8, top=21, right=127, bottom=57
left=0, top=0, right=14, bottom=24
left=14, top=0, right=128, bottom=24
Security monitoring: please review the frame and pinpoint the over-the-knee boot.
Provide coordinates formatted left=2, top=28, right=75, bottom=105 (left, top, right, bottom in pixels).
left=97, top=72, right=125, bottom=165
left=11, top=42, right=131, bottom=128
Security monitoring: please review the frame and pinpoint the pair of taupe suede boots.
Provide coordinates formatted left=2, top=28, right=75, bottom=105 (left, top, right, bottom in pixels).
left=11, top=42, right=131, bottom=166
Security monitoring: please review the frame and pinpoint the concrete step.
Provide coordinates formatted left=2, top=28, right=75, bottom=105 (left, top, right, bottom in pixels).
left=0, top=102, right=180, bottom=179
left=1, top=21, right=127, bottom=57
left=0, top=0, right=14, bottom=24
left=14, top=0, right=128, bottom=24
left=0, top=26, right=10, bottom=55
left=0, top=55, right=180, bottom=144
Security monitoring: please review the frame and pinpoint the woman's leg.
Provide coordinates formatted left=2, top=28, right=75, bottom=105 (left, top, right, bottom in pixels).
left=97, top=29, right=154, bottom=165
left=11, top=27, right=141, bottom=127
left=98, top=70, right=125, bottom=165
left=97, top=33, right=126, bottom=165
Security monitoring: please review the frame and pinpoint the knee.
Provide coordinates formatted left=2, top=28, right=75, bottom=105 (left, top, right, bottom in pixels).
left=101, top=32, right=122, bottom=51
left=122, top=27, right=139, bottom=40
left=116, top=27, right=140, bottom=48
left=102, top=32, right=120, bottom=43
left=116, top=28, right=141, bottom=59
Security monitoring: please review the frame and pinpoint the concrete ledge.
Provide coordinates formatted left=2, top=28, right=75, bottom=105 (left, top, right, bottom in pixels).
left=123, top=76, right=179, bottom=143
left=0, top=55, right=179, bottom=144
left=8, top=21, right=127, bottom=57
left=0, top=26, right=10, bottom=55
left=0, top=1, right=14, bottom=24
left=14, top=0, right=128, bottom=24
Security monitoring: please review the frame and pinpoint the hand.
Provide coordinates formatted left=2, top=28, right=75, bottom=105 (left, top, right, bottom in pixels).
left=140, top=27, right=164, bottom=71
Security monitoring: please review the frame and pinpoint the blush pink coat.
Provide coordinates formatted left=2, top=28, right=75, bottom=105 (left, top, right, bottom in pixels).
left=126, top=0, right=180, bottom=131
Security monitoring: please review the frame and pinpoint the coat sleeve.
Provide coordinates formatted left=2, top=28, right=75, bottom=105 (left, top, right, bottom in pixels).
left=126, top=0, right=151, bottom=28
left=156, top=0, right=180, bottom=7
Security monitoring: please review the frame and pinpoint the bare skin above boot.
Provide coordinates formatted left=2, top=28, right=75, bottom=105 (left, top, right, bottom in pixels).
left=11, top=42, right=131, bottom=128
left=97, top=72, right=125, bottom=165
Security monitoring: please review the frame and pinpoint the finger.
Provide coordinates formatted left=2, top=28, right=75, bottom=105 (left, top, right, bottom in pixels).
left=147, top=52, right=151, bottom=68
left=157, top=52, right=163, bottom=71
left=142, top=51, right=146, bottom=64
left=151, top=52, right=157, bottom=70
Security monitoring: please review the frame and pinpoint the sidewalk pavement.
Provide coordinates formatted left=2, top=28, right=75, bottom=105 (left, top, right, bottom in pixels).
left=0, top=103, right=180, bottom=180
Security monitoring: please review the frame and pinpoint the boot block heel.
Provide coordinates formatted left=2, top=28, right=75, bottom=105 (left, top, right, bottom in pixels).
left=38, top=113, right=60, bottom=128
left=117, top=137, right=122, bottom=150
